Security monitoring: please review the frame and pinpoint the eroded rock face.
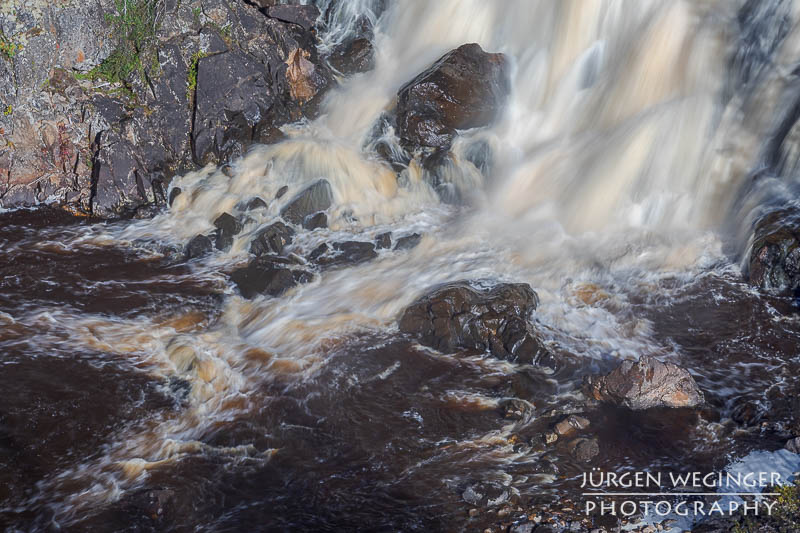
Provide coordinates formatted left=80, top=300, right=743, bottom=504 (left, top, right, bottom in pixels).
left=584, top=355, right=704, bottom=410
left=747, top=209, right=800, bottom=293
left=398, top=282, right=555, bottom=367
left=396, top=43, right=510, bottom=152
left=1, top=0, right=335, bottom=217
left=192, top=49, right=278, bottom=166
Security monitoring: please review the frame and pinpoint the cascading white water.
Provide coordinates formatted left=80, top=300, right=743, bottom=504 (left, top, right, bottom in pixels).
left=34, top=0, right=800, bottom=524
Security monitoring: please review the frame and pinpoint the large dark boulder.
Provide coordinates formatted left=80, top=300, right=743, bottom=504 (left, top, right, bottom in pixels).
left=230, top=256, right=311, bottom=299
left=584, top=356, right=704, bottom=410
left=398, top=282, right=555, bottom=367
left=396, top=43, right=510, bottom=152
left=280, top=180, right=333, bottom=225
left=747, top=209, right=800, bottom=292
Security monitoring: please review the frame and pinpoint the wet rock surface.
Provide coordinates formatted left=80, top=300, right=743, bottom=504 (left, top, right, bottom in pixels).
left=396, top=43, right=510, bottom=152
left=1, top=0, right=335, bottom=217
left=280, top=179, right=334, bottom=225
left=329, top=37, right=375, bottom=75
left=394, top=232, right=421, bottom=250
left=747, top=208, right=800, bottom=293
left=213, top=212, right=243, bottom=251
left=185, top=234, right=213, bottom=260
left=311, top=240, right=378, bottom=268
left=250, top=221, right=295, bottom=256
left=584, top=355, right=705, bottom=410
left=303, top=211, right=328, bottom=230
left=230, top=256, right=311, bottom=299
left=398, top=281, right=555, bottom=367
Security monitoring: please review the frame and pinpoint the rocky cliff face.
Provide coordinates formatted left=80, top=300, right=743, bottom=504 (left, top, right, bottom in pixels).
left=0, top=0, right=346, bottom=217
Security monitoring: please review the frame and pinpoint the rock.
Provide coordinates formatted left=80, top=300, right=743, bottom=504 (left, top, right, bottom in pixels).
left=329, top=38, right=375, bottom=75
left=308, top=243, right=330, bottom=261
left=303, top=212, right=328, bottom=230
left=509, top=523, right=535, bottom=533
left=281, top=180, right=334, bottom=225
left=230, top=257, right=310, bottom=299
left=276, top=185, right=289, bottom=199
left=785, top=437, right=800, bottom=454
left=185, top=234, right=213, bottom=259
left=285, top=47, right=332, bottom=107
left=584, top=356, right=704, bottom=410
left=375, top=232, right=392, bottom=249
left=0, top=0, right=336, bottom=217
left=394, top=233, right=421, bottom=250
left=266, top=5, right=320, bottom=31
left=731, top=396, right=764, bottom=427
left=193, top=49, right=278, bottom=166
left=168, top=187, right=182, bottom=207
left=554, top=415, right=590, bottom=437
left=747, top=209, right=800, bottom=293
left=213, top=212, right=243, bottom=251
left=241, top=197, right=268, bottom=211
left=398, top=282, right=555, bottom=367
left=568, top=438, right=600, bottom=462
left=250, top=221, right=295, bottom=256
left=461, top=481, right=509, bottom=507
left=396, top=43, right=510, bottom=152
left=319, top=241, right=378, bottom=267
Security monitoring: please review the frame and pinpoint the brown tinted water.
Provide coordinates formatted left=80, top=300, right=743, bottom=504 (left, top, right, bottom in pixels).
left=1, top=210, right=799, bottom=532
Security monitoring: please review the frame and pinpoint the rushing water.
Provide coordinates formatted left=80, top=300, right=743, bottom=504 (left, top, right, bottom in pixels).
left=3, top=1, right=800, bottom=531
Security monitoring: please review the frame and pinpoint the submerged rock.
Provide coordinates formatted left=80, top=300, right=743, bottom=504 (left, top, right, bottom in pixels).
left=398, top=282, right=555, bottom=367
left=281, top=180, right=334, bottom=225
left=313, top=241, right=378, bottom=267
left=375, top=232, right=392, bottom=249
left=394, top=233, right=421, bottom=250
left=461, top=481, right=510, bottom=508
left=396, top=43, right=510, bottom=152
left=584, top=355, right=704, bottom=410
left=568, top=437, right=600, bottom=463
left=230, top=256, right=311, bottom=299
left=250, top=221, right=295, bottom=256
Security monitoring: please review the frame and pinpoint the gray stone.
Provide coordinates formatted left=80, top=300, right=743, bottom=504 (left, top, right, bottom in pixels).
left=281, top=180, right=333, bottom=225
left=303, top=211, right=327, bottom=230
left=250, top=221, right=295, bottom=256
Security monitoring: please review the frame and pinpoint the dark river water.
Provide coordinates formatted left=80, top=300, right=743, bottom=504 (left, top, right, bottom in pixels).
left=1, top=208, right=799, bottom=532
left=6, top=0, right=800, bottom=531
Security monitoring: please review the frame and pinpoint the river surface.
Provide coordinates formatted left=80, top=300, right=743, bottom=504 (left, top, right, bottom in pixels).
left=3, top=1, right=800, bottom=531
